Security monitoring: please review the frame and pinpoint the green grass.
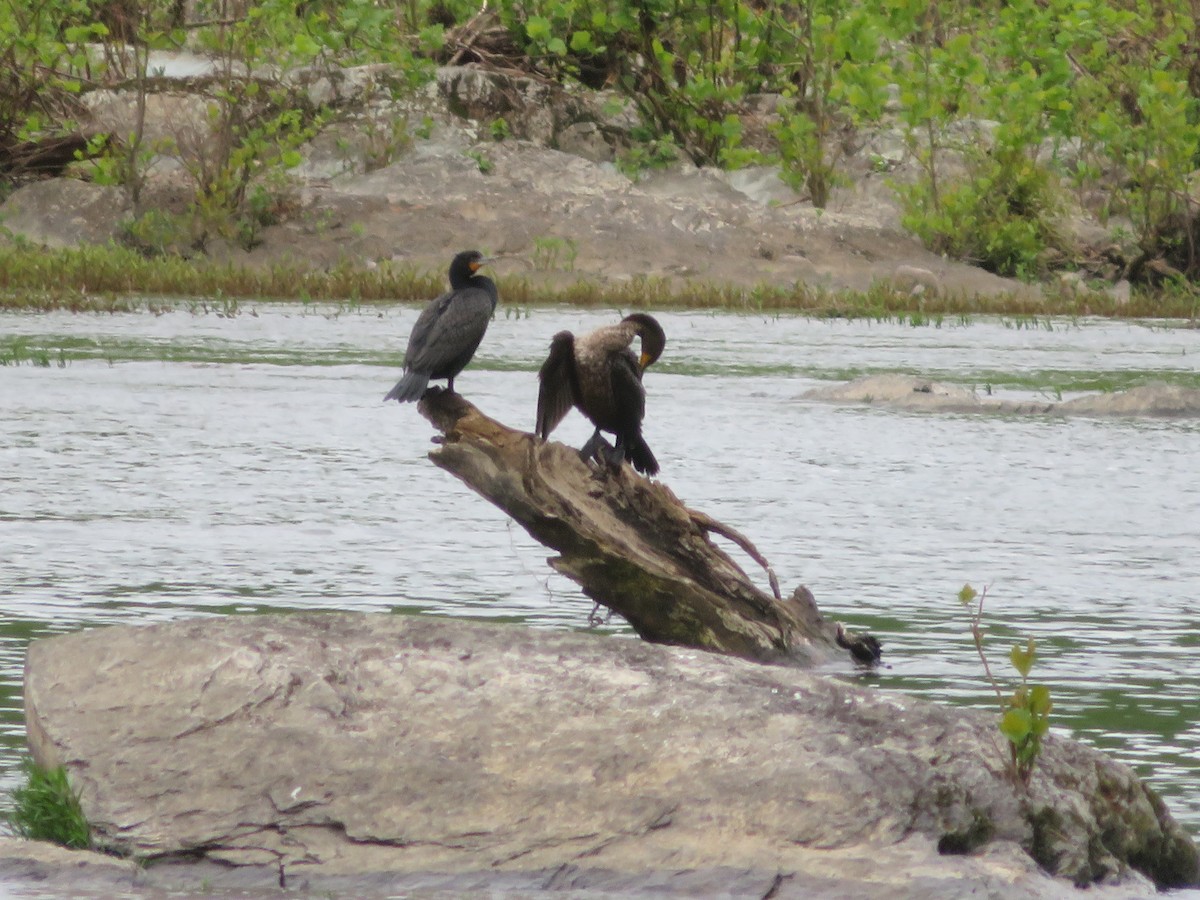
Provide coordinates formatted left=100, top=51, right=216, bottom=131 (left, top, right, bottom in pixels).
left=6, top=757, right=91, bottom=849
left=2, top=243, right=1199, bottom=319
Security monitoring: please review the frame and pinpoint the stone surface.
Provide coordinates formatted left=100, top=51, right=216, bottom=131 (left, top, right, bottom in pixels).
left=806, top=374, right=1200, bottom=418
left=0, top=180, right=130, bottom=248
left=1057, top=382, right=1200, bottom=417
left=0, top=835, right=1182, bottom=899
left=22, top=614, right=1197, bottom=896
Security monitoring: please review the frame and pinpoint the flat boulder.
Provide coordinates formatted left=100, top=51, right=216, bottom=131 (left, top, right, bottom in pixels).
left=806, top=374, right=1200, bottom=418
left=805, top=373, right=991, bottom=412
left=1058, top=382, right=1200, bottom=417
left=21, top=614, right=1199, bottom=896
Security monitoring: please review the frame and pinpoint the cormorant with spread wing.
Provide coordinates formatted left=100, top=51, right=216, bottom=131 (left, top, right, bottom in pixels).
left=535, top=313, right=666, bottom=475
left=385, top=250, right=498, bottom=403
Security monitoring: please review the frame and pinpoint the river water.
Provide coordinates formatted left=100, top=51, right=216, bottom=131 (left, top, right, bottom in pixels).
left=1, top=304, right=1198, bottom=849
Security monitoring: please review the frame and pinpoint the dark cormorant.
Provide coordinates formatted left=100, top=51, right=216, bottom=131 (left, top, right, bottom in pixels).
left=384, top=250, right=498, bottom=403
left=535, top=313, right=666, bottom=475
left=836, top=623, right=883, bottom=666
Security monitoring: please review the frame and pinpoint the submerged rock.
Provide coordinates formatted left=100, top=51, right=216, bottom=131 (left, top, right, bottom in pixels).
left=1057, top=382, right=1200, bottom=417
left=21, top=613, right=1198, bottom=896
left=806, top=374, right=1200, bottom=418
left=805, top=373, right=990, bottom=412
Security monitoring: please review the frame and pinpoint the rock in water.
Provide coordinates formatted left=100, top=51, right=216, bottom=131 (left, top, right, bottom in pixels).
left=22, top=614, right=1199, bottom=895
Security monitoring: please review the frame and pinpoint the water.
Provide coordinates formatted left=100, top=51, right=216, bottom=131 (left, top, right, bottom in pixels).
left=1, top=305, right=1198, bottom=853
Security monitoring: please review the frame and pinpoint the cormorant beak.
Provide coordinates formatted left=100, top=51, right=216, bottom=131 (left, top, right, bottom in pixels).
left=639, top=351, right=653, bottom=370
left=469, top=257, right=494, bottom=273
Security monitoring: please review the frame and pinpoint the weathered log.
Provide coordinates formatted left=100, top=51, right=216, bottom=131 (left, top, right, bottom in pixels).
left=417, top=388, right=869, bottom=667
left=0, top=133, right=103, bottom=177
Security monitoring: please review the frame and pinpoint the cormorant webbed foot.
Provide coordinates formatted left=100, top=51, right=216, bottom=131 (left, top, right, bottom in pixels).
left=601, top=441, right=626, bottom=472
left=578, top=431, right=618, bottom=470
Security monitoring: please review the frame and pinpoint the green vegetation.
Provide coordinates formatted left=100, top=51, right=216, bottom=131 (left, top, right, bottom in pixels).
left=532, top=236, right=578, bottom=272
left=502, top=0, right=1200, bottom=285
left=958, top=584, right=1052, bottom=787
left=4, top=241, right=1200, bottom=318
left=1, top=0, right=446, bottom=251
left=6, top=757, right=90, bottom=849
left=465, top=148, right=494, bottom=174
left=4, top=0, right=1200, bottom=295
left=2, top=242, right=1200, bottom=318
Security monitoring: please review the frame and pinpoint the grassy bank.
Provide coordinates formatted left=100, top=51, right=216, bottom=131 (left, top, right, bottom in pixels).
left=2, top=244, right=1199, bottom=321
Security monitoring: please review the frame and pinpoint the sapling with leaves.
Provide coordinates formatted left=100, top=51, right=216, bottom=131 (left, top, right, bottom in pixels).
left=958, top=583, right=1052, bottom=786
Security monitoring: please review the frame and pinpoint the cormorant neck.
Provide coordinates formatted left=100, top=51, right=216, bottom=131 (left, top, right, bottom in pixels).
left=473, top=274, right=499, bottom=309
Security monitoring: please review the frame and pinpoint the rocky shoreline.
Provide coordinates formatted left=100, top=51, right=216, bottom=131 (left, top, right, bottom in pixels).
left=0, top=62, right=1055, bottom=305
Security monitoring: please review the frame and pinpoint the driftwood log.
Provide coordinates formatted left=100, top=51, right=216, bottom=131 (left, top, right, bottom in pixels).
left=417, top=389, right=876, bottom=667
left=0, top=133, right=102, bottom=177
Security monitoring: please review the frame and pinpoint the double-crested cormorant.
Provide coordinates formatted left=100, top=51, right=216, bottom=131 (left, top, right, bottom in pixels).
left=385, top=250, right=498, bottom=403
left=535, top=313, right=666, bottom=475
left=836, top=623, right=883, bottom=666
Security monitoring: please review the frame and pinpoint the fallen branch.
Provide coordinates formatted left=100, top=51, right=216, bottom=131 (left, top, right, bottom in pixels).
left=417, top=389, right=877, bottom=667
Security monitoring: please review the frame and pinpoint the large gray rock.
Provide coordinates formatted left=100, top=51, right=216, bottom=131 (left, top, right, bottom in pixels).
left=21, top=614, right=1197, bottom=897
left=1, top=180, right=129, bottom=248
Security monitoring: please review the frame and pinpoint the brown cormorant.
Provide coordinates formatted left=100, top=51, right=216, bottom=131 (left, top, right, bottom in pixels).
left=385, top=250, right=498, bottom=403
left=535, top=313, right=666, bottom=475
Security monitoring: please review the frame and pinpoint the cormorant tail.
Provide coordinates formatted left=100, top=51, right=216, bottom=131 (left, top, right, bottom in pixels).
left=384, top=371, right=430, bottom=403
left=624, top=432, right=659, bottom=476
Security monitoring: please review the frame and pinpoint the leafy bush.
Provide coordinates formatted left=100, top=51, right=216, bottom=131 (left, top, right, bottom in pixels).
left=502, top=0, right=767, bottom=166
left=772, top=1, right=891, bottom=207
left=7, top=0, right=1200, bottom=283
left=0, top=0, right=101, bottom=169
left=899, top=146, right=1067, bottom=279
left=2, top=0, right=444, bottom=252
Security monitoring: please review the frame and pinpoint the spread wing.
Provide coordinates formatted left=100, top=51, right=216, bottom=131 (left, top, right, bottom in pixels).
left=536, top=331, right=577, bottom=439
left=404, top=287, right=494, bottom=375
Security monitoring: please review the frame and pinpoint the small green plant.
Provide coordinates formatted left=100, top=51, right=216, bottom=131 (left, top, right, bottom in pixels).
left=532, top=235, right=578, bottom=272
left=465, top=149, right=494, bottom=174
left=358, top=110, right=412, bottom=172
left=414, top=115, right=435, bottom=140
left=773, top=106, right=847, bottom=210
left=122, top=209, right=199, bottom=257
left=615, top=131, right=680, bottom=181
left=6, top=757, right=90, bottom=848
left=958, top=584, right=1052, bottom=787
left=489, top=116, right=511, bottom=142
